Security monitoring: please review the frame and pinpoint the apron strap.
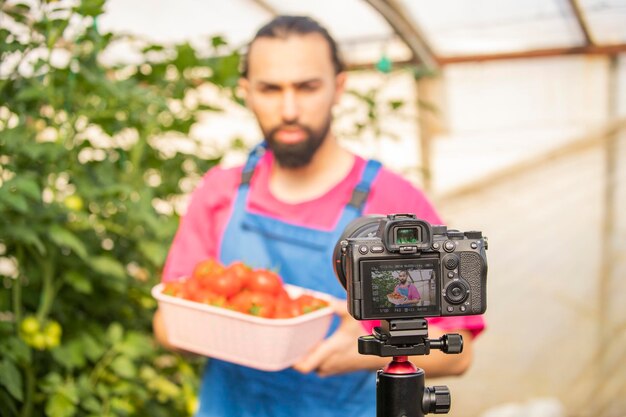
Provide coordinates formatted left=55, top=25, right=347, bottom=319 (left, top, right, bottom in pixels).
left=240, top=142, right=267, bottom=187
left=347, top=159, right=382, bottom=211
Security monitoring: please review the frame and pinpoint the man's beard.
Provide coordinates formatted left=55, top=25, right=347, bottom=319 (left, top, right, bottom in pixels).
left=264, top=119, right=331, bottom=168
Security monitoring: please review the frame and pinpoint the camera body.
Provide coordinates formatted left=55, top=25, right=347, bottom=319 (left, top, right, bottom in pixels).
left=333, top=214, right=487, bottom=321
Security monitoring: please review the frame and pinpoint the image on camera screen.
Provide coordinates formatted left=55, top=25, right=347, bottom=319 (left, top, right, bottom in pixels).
left=362, top=259, right=440, bottom=318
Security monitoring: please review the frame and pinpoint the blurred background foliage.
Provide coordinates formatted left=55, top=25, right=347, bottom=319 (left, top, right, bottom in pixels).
left=0, top=0, right=411, bottom=415
left=0, top=0, right=243, bottom=415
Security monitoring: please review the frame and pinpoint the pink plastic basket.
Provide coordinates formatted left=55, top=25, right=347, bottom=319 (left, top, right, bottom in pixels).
left=152, top=283, right=334, bottom=371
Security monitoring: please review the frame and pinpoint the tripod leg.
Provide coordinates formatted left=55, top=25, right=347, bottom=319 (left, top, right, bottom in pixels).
left=377, top=368, right=425, bottom=417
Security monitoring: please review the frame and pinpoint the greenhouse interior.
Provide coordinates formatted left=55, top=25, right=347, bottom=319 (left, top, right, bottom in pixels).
left=1, top=0, right=625, bottom=416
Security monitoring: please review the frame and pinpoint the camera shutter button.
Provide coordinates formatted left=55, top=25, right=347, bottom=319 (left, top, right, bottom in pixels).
left=443, top=241, right=456, bottom=252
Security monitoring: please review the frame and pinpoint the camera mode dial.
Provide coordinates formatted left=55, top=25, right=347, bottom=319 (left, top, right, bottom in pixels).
left=447, top=230, right=465, bottom=239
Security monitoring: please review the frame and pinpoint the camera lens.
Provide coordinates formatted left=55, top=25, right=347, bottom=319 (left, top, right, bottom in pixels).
left=444, top=281, right=469, bottom=305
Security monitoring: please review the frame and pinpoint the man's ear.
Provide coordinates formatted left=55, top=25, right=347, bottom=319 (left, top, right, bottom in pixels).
left=237, top=77, right=250, bottom=107
left=333, top=71, right=347, bottom=105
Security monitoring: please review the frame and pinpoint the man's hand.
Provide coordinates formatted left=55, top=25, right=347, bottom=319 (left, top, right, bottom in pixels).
left=292, top=299, right=386, bottom=376
left=292, top=300, right=476, bottom=378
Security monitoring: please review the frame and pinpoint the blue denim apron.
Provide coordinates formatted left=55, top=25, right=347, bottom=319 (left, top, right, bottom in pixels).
left=195, top=145, right=382, bottom=417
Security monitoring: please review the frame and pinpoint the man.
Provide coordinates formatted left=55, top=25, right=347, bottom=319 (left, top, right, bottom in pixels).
left=154, top=15, right=484, bottom=417
left=393, top=270, right=421, bottom=305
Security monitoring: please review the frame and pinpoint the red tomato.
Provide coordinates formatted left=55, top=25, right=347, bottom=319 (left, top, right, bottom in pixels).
left=273, top=293, right=301, bottom=319
left=248, top=292, right=276, bottom=318
left=182, top=278, right=207, bottom=302
left=162, top=281, right=185, bottom=297
left=192, top=258, right=225, bottom=282
left=226, top=261, right=253, bottom=287
left=191, top=289, right=227, bottom=307
left=295, top=294, right=328, bottom=314
left=230, top=291, right=276, bottom=318
left=205, top=269, right=243, bottom=298
left=247, top=270, right=283, bottom=295
left=230, top=291, right=254, bottom=314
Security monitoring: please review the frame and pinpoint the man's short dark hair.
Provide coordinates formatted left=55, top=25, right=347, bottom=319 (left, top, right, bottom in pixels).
left=241, top=15, right=345, bottom=78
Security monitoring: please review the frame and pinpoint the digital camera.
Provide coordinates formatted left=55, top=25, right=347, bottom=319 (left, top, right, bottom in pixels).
left=333, top=214, right=487, bottom=321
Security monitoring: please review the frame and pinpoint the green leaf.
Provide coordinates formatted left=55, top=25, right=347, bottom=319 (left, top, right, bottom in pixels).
left=47, top=19, right=70, bottom=49
left=46, top=392, right=77, bottom=417
left=51, top=339, right=86, bottom=370
left=8, top=176, right=41, bottom=201
left=0, top=359, right=23, bottom=401
left=4, top=3, right=30, bottom=25
left=64, top=270, right=92, bottom=294
left=138, top=241, right=167, bottom=267
left=48, top=224, right=88, bottom=259
left=73, top=0, right=106, bottom=17
left=110, top=355, right=136, bottom=379
left=88, top=256, right=126, bottom=279
left=211, top=35, right=227, bottom=49
left=389, top=100, right=405, bottom=110
left=0, top=191, right=29, bottom=213
left=117, top=331, right=152, bottom=359
left=174, top=42, right=197, bottom=71
left=0, top=388, right=18, bottom=417
left=82, top=396, right=101, bottom=413
left=0, top=337, right=31, bottom=366
left=40, top=372, right=63, bottom=393
left=81, top=334, right=105, bottom=362
left=107, top=322, right=124, bottom=344
left=197, top=103, right=224, bottom=112
left=4, top=224, right=46, bottom=255
left=15, top=85, right=45, bottom=102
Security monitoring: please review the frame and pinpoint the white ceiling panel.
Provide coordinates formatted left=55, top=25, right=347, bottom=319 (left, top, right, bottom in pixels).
left=399, top=0, right=585, bottom=56
left=580, top=0, right=626, bottom=44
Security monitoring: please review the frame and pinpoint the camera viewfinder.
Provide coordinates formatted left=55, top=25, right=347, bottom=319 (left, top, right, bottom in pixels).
left=395, top=227, right=420, bottom=244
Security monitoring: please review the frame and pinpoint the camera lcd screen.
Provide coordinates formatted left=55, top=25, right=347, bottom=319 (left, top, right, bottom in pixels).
left=360, top=258, right=440, bottom=319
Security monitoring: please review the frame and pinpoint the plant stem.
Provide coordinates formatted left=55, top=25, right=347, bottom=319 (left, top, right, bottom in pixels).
left=36, top=256, right=55, bottom=323
left=12, top=246, right=24, bottom=327
left=89, top=347, right=117, bottom=388
left=19, top=365, right=35, bottom=417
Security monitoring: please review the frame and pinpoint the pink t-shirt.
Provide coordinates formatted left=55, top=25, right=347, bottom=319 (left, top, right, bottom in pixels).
left=163, top=151, right=485, bottom=337
left=394, top=284, right=421, bottom=300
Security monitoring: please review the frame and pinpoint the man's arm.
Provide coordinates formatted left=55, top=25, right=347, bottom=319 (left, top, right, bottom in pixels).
left=153, top=309, right=176, bottom=350
left=153, top=309, right=197, bottom=355
left=293, top=300, right=474, bottom=377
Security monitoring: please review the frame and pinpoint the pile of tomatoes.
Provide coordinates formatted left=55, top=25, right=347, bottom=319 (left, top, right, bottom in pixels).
left=162, top=258, right=329, bottom=319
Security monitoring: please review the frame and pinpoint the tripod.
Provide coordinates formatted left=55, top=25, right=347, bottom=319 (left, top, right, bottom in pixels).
left=359, top=318, right=463, bottom=417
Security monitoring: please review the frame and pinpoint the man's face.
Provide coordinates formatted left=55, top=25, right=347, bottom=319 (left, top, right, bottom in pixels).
left=239, top=34, right=346, bottom=168
left=398, top=271, right=408, bottom=284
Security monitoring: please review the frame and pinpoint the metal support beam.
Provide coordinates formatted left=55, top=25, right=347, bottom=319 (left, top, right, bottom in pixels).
left=436, top=43, right=626, bottom=65
left=346, top=44, right=626, bottom=70
left=248, top=0, right=279, bottom=16
left=568, top=0, right=595, bottom=46
left=416, top=76, right=446, bottom=193
left=592, top=54, right=623, bottom=417
left=363, top=0, right=439, bottom=69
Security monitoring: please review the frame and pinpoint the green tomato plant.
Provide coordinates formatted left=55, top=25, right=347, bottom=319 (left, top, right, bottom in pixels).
left=0, top=0, right=242, bottom=415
